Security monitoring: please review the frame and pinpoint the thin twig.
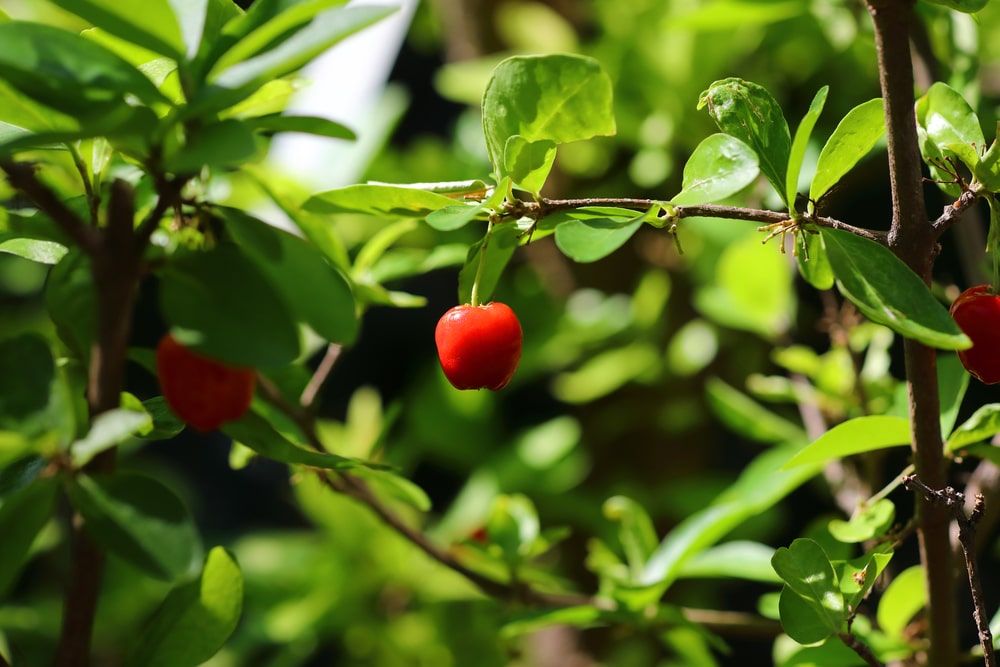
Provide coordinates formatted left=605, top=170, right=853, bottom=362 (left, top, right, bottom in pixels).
left=68, top=143, right=99, bottom=225
left=300, top=343, right=343, bottom=409
left=0, top=159, right=100, bottom=255
left=932, top=187, right=982, bottom=236
left=839, top=631, right=884, bottom=667
left=902, top=475, right=996, bottom=667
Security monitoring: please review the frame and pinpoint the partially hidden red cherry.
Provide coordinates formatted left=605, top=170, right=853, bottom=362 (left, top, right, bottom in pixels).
left=950, top=285, right=1000, bottom=384
left=435, top=302, right=523, bottom=391
left=156, top=333, right=256, bottom=432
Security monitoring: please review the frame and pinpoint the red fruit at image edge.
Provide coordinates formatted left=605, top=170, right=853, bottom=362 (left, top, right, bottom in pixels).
left=435, top=302, right=523, bottom=391
left=950, top=285, right=1000, bottom=384
left=156, top=333, right=256, bottom=432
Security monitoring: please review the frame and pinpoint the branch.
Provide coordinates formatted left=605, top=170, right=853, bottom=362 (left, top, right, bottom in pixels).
left=839, top=631, right=884, bottom=667
left=903, top=475, right=996, bottom=667
left=1, top=159, right=100, bottom=255
left=931, top=187, right=982, bottom=236
left=300, top=343, right=342, bottom=409
left=505, top=197, right=887, bottom=245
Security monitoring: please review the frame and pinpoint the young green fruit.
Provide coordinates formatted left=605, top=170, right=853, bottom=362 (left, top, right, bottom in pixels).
left=950, top=285, right=1000, bottom=384
left=435, top=302, right=523, bottom=390
left=156, top=333, right=256, bottom=432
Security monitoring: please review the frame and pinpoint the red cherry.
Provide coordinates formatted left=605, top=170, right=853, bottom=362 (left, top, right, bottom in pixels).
left=156, top=333, right=256, bottom=432
left=435, top=302, right=523, bottom=390
left=950, top=285, right=1000, bottom=384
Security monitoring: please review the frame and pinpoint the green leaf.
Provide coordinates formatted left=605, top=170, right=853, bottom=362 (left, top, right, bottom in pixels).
left=796, top=229, right=834, bottom=290
left=821, top=227, right=971, bottom=350
left=304, top=184, right=460, bottom=219
left=67, top=472, right=202, bottom=581
left=786, top=86, right=828, bottom=207
left=676, top=541, right=782, bottom=583
left=140, top=396, right=186, bottom=441
left=501, top=606, right=611, bottom=639
left=46, top=0, right=186, bottom=60
left=219, top=208, right=358, bottom=345
left=125, top=547, right=243, bottom=667
left=670, top=133, right=759, bottom=206
left=705, top=377, right=805, bottom=443
left=938, top=352, right=969, bottom=439
left=71, top=407, right=153, bottom=467
left=222, top=410, right=387, bottom=472
left=349, top=466, right=432, bottom=512
left=0, top=22, right=168, bottom=115
left=603, top=496, right=659, bottom=578
left=458, top=223, right=521, bottom=305
left=698, top=78, right=791, bottom=207
left=425, top=203, right=490, bottom=232
left=482, top=54, right=615, bottom=180
left=158, top=244, right=301, bottom=367
left=772, top=539, right=845, bottom=643
left=946, top=403, right=1000, bottom=452
left=0, top=238, right=67, bottom=265
left=922, top=0, right=989, bottom=13
left=915, top=82, right=984, bottom=170
left=837, top=545, right=893, bottom=611
left=554, top=207, right=649, bottom=263
left=242, top=114, right=356, bottom=140
left=0, top=334, right=75, bottom=449
left=164, top=119, right=263, bottom=174
left=876, top=565, right=926, bottom=639
left=828, top=499, right=895, bottom=543
left=487, top=493, right=540, bottom=566
left=505, top=136, right=557, bottom=195
left=0, top=477, right=59, bottom=598
left=200, top=5, right=396, bottom=113
left=810, top=98, right=885, bottom=204
left=783, top=415, right=911, bottom=468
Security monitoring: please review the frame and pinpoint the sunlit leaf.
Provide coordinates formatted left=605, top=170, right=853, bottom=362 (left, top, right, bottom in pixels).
left=915, top=82, right=984, bottom=170
left=772, top=539, right=845, bottom=643
left=783, top=415, right=911, bottom=468
left=828, top=499, right=895, bottom=543
left=876, top=565, right=926, bottom=639
left=554, top=207, right=650, bottom=263
left=304, top=184, right=460, bottom=219
left=670, top=133, right=758, bottom=206
left=946, top=403, right=1000, bottom=452
left=786, top=86, right=828, bottom=207
left=810, top=98, right=884, bottom=204
left=47, top=0, right=186, bottom=60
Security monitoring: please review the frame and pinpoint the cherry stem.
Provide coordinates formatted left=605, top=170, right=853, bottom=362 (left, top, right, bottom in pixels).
left=469, top=217, right=494, bottom=307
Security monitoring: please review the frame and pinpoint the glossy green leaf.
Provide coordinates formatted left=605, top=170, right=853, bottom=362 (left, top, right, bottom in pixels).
left=876, top=565, right=926, bottom=639
left=305, top=184, right=460, bottom=219
left=424, top=203, right=489, bottom=231
left=67, top=472, right=202, bottom=581
left=159, top=244, right=300, bottom=367
left=125, top=547, right=243, bottom=667
left=828, top=499, right=895, bottom=543
left=641, top=445, right=820, bottom=592
left=786, top=86, right=828, bottom=207
left=0, top=238, right=67, bottom=265
left=821, top=227, right=970, bottom=349
left=47, top=0, right=186, bottom=60
left=938, top=352, right=969, bottom=439
left=915, top=82, right=984, bottom=170
left=458, top=223, right=521, bottom=305
left=676, top=541, right=782, bottom=583
left=140, top=396, right=186, bottom=441
left=482, top=54, right=615, bottom=179
left=671, top=133, right=759, bottom=206
left=501, top=606, right=610, bottom=639
left=201, top=5, right=396, bottom=112
left=0, top=22, right=168, bottom=114
left=222, top=410, right=388, bottom=472
left=505, top=135, right=557, bottom=195
left=164, top=119, right=263, bottom=174
left=772, top=539, right=845, bottom=643
left=946, top=403, right=1000, bottom=452
left=242, top=114, right=356, bottom=140
left=219, top=208, right=358, bottom=345
left=796, top=229, right=835, bottom=289
left=554, top=207, right=649, bottom=263
left=698, top=78, right=791, bottom=206
left=783, top=415, right=910, bottom=468
left=0, top=477, right=58, bottom=597
left=810, top=98, right=885, bottom=204
left=837, top=544, right=893, bottom=611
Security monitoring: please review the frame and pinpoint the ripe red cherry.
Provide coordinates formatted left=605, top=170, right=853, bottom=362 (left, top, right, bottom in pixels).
left=435, top=302, right=523, bottom=390
left=156, top=333, right=256, bottom=432
left=950, top=285, right=1000, bottom=384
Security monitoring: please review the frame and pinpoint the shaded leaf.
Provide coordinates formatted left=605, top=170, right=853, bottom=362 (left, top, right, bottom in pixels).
left=0, top=476, right=59, bottom=597
left=67, top=472, right=202, bottom=581
left=458, top=223, right=521, bottom=305
left=677, top=541, right=782, bottom=583
left=505, top=135, right=556, bottom=195
left=821, top=227, right=970, bottom=349
left=947, top=403, right=1000, bottom=452
left=554, top=207, right=649, bottom=263
left=243, top=114, right=355, bottom=140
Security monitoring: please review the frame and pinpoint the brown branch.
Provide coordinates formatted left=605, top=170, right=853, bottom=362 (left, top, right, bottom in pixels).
left=866, top=2, right=957, bottom=665
left=300, top=343, right=343, bottom=409
left=931, top=187, right=982, bottom=236
left=839, top=631, right=884, bottom=667
left=506, top=197, right=887, bottom=245
left=0, top=159, right=100, bottom=255
left=903, top=476, right=997, bottom=667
